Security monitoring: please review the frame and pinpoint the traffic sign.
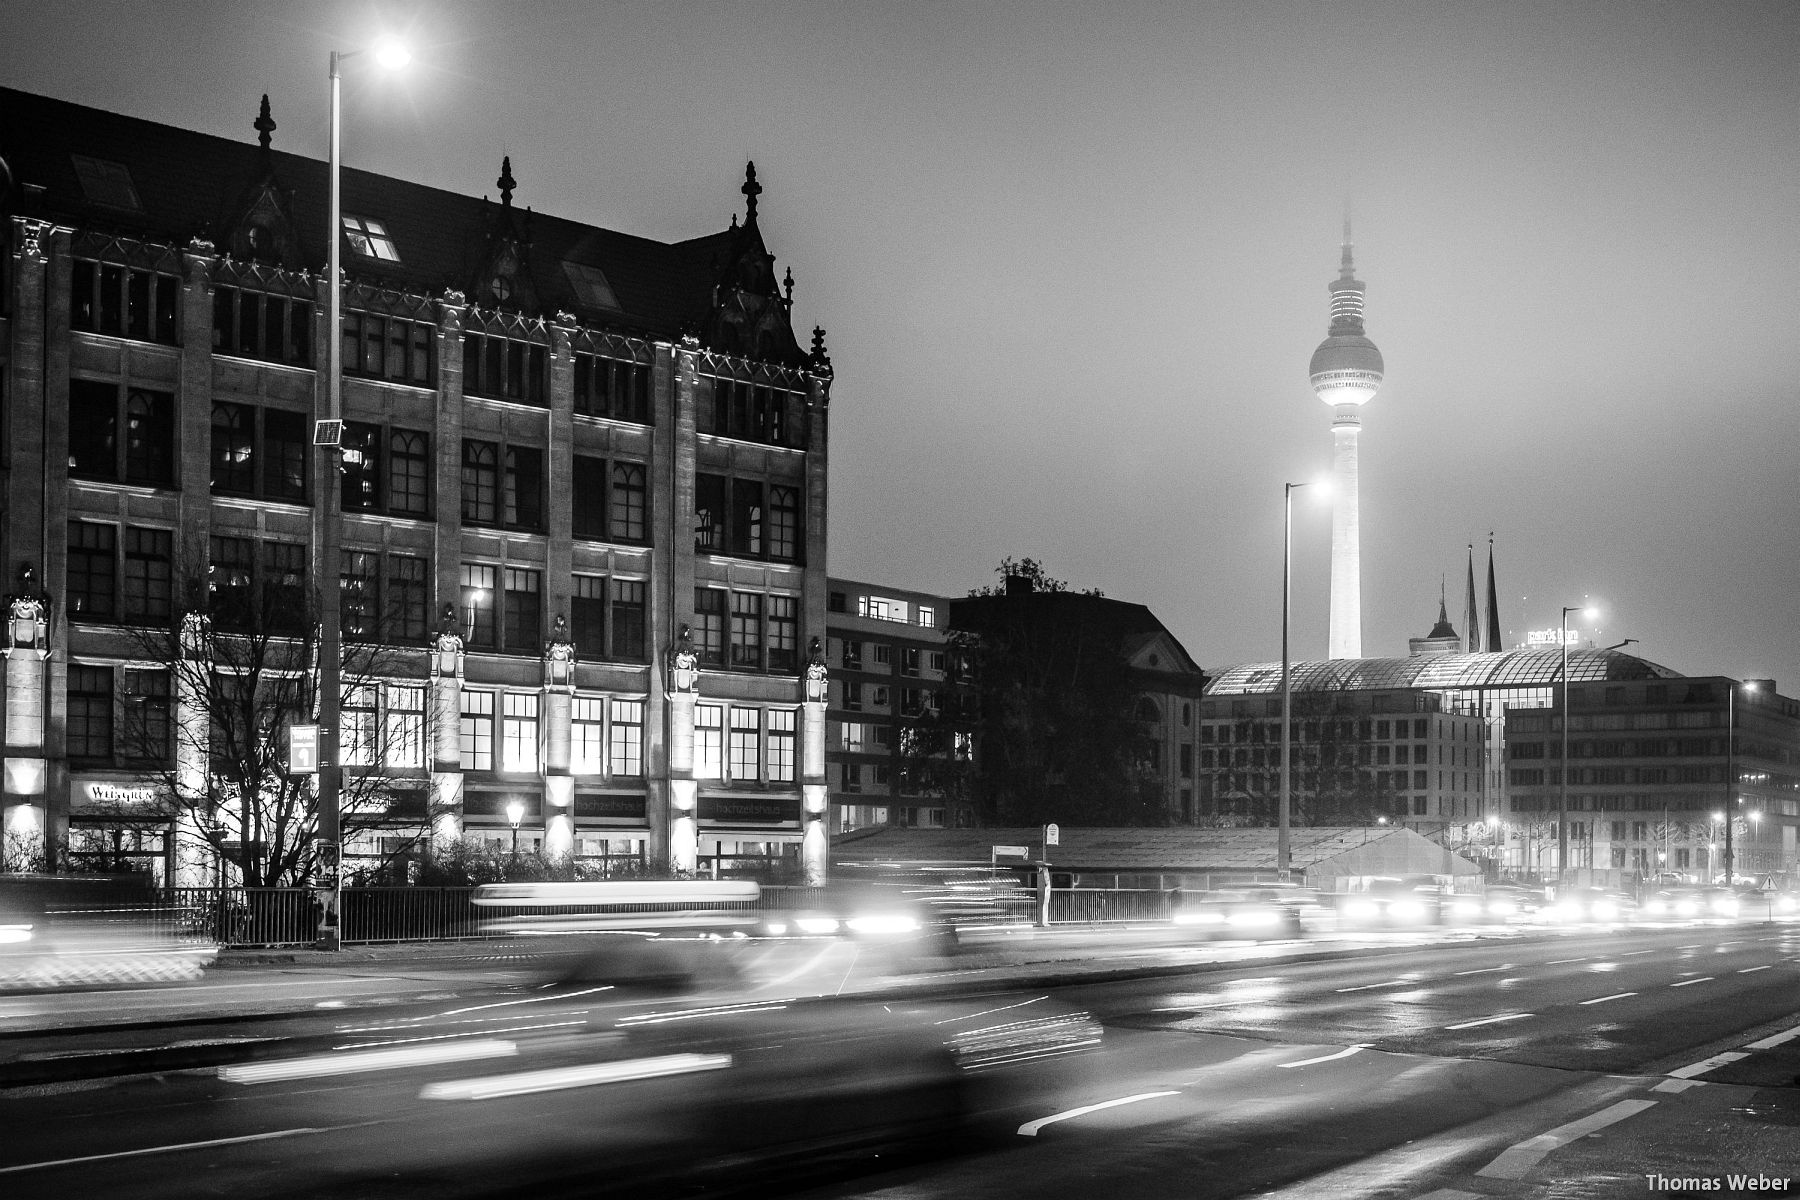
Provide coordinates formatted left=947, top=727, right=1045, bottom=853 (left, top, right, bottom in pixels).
left=289, top=724, right=319, bottom=774
left=1044, top=823, right=1060, bottom=846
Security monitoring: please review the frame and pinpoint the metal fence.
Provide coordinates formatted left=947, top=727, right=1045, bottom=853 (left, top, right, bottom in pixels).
left=148, top=885, right=834, bottom=948
left=1049, top=888, right=1172, bottom=924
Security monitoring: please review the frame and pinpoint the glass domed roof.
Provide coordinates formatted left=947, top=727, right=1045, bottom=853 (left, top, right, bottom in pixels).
left=1205, top=648, right=1682, bottom=696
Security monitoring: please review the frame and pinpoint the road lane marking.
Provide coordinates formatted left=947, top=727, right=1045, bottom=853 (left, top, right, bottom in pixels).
left=1476, top=1099, right=1657, bottom=1179
left=1745, top=1024, right=1800, bottom=1050
left=420, top=1052, right=731, bottom=1100
left=1446, top=1013, right=1532, bottom=1030
left=1670, top=977, right=1714, bottom=987
left=1279, top=1045, right=1371, bottom=1069
left=1453, top=966, right=1509, bottom=976
left=1580, top=992, right=1637, bottom=1005
left=221, top=1039, right=519, bottom=1083
left=1546, top=957, right=1588, bottom=965
left=1669, top=1051, right=1748, bottom=1079
left=1621, top=949, right=1657, bottom=955
left=1017, top=1091, right=1181, bottom=1136
left=1335, top=980, right=1409, bottom=992
left=1653, top=1078, right=1705, bottom=1093
left=1737, top=965, right=1772, bottom=974
left=0, top=1127, right=332, bottom=1174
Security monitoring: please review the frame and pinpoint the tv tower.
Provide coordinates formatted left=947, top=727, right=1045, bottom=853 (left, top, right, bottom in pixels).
left=1308, top=222, right=1384, bottom=659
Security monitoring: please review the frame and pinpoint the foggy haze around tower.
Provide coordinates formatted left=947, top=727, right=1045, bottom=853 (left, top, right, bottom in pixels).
left=0, top=0, right=1794, bottom=687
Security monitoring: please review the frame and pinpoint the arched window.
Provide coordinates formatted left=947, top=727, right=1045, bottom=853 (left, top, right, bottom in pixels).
left=1136, top=697, right=1162, bottom=724
left=609, top=463, right=647, bottom=542
left=768, top=486, right=801, bottom=561
left=210, top=403, right=254, bottom=493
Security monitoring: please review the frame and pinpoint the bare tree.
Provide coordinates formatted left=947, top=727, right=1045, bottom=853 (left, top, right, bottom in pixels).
left=115, top=572, right=425, bottom=887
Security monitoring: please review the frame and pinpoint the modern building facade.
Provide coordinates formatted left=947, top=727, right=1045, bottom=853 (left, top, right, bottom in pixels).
left=1307, top=225, right=1384, bottom=660
left=823, top=578, right=954, bottom=832
left=1, top=87, right=836, bottom=884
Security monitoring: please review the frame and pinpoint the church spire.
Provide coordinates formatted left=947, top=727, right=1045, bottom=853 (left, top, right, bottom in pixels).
left=1463, top=544, right=1482, bottom=653
left=254, top=94, right=276, bottom=155
left=497, top=156, right=516, bottom=208
left=741, top=160, right=761, bottom=223
left=1485, top=534, right=1504, bottom=652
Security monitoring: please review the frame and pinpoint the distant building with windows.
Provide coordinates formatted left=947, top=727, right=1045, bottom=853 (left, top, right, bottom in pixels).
left=824, top=578, right=953, bottom=831
left=0, top=86, right=836, bottom=884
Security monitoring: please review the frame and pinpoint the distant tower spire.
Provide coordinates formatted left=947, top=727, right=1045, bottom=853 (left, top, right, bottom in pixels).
left=1309, top=219, right=1384, bottom=659
left=254, top=94, right=276, bottom=155
left=1463, top=544, right=1482, bottom=653
left=497, top=156, right=515, bottom=208
left=1485, top=534, right=1503, bottom=652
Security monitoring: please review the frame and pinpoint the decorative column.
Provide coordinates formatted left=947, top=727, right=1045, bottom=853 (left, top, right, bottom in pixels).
left=801, top=637, right=830, bottom=885
left=172, top=612, right=215, bottom=887
left=428, top=604, right=465, bottom=851
left=2, top=567, right=51, bottom=871
left=666, top=625, right=699, bottom=874
left=542, top=615, right=576, bottom=860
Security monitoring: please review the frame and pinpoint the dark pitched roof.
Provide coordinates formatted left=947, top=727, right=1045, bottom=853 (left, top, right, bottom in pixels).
left=0, top=86, right=806, bottom=359
left=949, top=589, right=1207, bottom=678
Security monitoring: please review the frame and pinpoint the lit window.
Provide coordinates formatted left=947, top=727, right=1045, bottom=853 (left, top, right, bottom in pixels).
left=341, top=685, right=378, bottom=767
left=858, top=595, right=909, bottom=623
left=385, top=684, right=425, bottom=769
left=610, top=700, right=643, bottom=777
left=729, top=708, right=760, bottom=781
left=918, top=606, right=935, bottom=627
left=342, top=215, right=400, bottom=261
left=768, top=710, right=796, bottom=782
left=460, top=690, right=495, bottom=771
left=696, top=705, right=724, bottom=779
left=501, top=693, right=540, bottom=773
left=572, top=697, right=605, bottom=775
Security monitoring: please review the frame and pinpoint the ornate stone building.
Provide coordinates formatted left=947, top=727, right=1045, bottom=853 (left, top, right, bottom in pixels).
left=0, top=86, right=835, bottom=884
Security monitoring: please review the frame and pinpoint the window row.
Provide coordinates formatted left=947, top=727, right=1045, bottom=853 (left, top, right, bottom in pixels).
left=692, top=705, right=798, bottom=783
left=574, top=353, right=651, bottom=423
left=211, top=403, right=309, bottom=500
left=463, top=332, right=548, bottom=405
left=342, top=425, right=431, bottom=516
left=572, top=456, right=650, bottom=542
left=694, top=474, right=801, bottom=561
left=209, top=535, right=308, bottom=632
left=701, top=377, right=802, bottom=447
left=461, top=439, right=549, bottom=531
left=692, top=587, right=799, bottom=673
left=66, top=665, right=171, bottom=763
left=839, top=640, right=944, bottom=676
left=69, top=380, right=175, bottom=485
left=71, top=259, right=180, bottom=345
left=212, top=286, right=314, bottom=367
left=459, top=692, right=647, bottom=778
left=66, top=523, right=174, bottom=623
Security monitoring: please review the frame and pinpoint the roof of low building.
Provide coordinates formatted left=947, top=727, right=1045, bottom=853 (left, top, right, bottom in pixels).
left=832, top=825, right=1479, bottom=875
left=1205, top=648, right=1682, bottom=696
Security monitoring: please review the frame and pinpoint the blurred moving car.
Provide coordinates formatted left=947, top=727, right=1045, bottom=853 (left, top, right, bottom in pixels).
left=0, top=874, right=214, bottom=991
left=1172, top=888, right=1308, bottom=939
left=1337, top=876, right=1460, bottom=927
left=1639, top=887, right=1706, bottom=920
left=1475, top=885, right=1547, bottom=923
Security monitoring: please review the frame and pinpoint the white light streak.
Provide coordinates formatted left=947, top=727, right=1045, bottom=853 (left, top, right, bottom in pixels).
left=1445, top=1013, right=1532, bottom=1030
left=1579, top=992, right=1637, bottom=1005
left=420, top=1052, right=731, bottom=1100
left=1016, top=1091, right=1181, bottom=1136
left=220, top=1039, right=518, bottom=1083
left=1279, top=1044, right=1370, bottom=1069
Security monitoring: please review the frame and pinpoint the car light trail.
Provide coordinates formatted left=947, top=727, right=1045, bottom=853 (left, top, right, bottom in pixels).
left=1445, top=1013, right=1532, bottom=1030
left=1670, top=977, right=1713, bottom=987
left=420, top=1052, right=732, bottom=1100
left=1580, top=992, right=1637, bottom=1005
left=1279, top=1044, right=1370, bottom=1068
left=1016, top=1091, right=1181, bottom=1136
left=220, top=1039, right=520, bottom=1083
left=1546, top=957, right=1587, bottom=965
left=1453, top=966, right=1508, bottom=976
left=1737, top=965, right=1772, bottom=974
left=0, top=1127, right=336, bottom=1174
left=1334, top=978, right=1413, bottom=992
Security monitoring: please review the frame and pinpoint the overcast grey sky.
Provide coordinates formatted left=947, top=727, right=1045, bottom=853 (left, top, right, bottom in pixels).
left=5, top=0, right=1796, bottom=688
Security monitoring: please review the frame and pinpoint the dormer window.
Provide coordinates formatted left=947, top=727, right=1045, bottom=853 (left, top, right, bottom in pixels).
left=71, top=154, right=141, bottom=211
left=342, top=215, right=400, bottom=262
left=562, top=262, right=619, bottom=311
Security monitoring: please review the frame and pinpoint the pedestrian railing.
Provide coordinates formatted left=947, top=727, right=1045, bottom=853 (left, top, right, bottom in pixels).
left=1049, top=888, right=1172, bottom=924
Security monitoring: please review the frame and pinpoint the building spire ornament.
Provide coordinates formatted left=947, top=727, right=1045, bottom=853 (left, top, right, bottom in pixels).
left=254, top=94, right=276, bottom=154
left=741, top=160, right=761, bottom=222
left=497, top=156, right=515, bottom=208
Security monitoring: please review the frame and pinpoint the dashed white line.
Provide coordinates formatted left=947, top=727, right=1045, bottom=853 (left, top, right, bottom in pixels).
left=1453, top=966, right=1508, bottom=976
left=1335, top=980, right=1409, bottom=993
left=1668, top=1051, right=1747, bottom=1079
left=1476, top=1099, right=1657, bottom=1180
left=1017, top=1091, right=1181, bottom=1136
left=1279, top=1045, right=1370, bottom=1069
left=1737, top=965, right=1772, bottom=974
left=1653, top=1077, right=1705, bottom=1094
left=1580, top=992, right=1637, bottom=1005
left=1745, top=1023, right=1800, bottom=1051
left=1446, top=1013, right=1533, bottom=1030
left=1670, top=977, right=1714, bottom=988
left=1621, top=949, right=1658, bottom=956
left=1546, top=957, right=1588, bottom=965
left=0, top=1128, right=334, bottom=1174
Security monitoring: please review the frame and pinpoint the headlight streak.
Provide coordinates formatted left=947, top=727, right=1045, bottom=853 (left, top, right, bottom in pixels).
left=844, top=914, right=922, bottom=935
left=931, top=995, right=1048, bottom=1026
left=331, top=1021, right=593, bottom=1052
left=437, top=985, right=613, bottom=1019
left=0, top=924, right=33, bottom=944
left=1016, top=1091, right=1181, bottom=1137
left=616, top=1000, right=793, bottom=1027
left=220, top=1039, right=520, bottom=1084
left=419, top=1052, right=732, bottom=1100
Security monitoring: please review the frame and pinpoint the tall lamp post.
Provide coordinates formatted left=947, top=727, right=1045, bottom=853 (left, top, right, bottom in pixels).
left=1722, top=680, right=1758, bottom=887
left=1278, top=481, right=1312, bottom=879
left=316, top=37, right=409, bottom=950
left=1555, top=603, right=1595, bottom=892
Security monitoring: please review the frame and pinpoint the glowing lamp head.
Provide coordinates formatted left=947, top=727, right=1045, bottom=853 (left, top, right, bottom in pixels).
left=374, top=38, right=411, bottom=70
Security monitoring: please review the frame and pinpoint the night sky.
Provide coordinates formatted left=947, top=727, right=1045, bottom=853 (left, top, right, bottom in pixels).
left=5, top=1, right=1795, bottom=690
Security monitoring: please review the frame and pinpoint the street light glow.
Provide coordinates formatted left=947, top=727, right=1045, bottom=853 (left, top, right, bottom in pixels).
left=374, top=38, right=411, bottom=70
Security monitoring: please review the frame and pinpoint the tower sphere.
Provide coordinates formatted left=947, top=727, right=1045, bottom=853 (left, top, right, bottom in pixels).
left=1309, top=334, right=1384, bottom=406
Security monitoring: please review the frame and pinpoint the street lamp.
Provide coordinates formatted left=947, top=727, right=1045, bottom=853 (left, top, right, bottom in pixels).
left=1555, top=603, right=1596, bottom=892
left=1278, top=480, right=1313, bottom=879
left=316, top=36, right=409, bottom=950
left=506, top=800, right=525, bottom=862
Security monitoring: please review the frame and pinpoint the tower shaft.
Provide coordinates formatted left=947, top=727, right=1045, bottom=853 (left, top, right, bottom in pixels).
left=1329, top=410, right=1361, bottom=659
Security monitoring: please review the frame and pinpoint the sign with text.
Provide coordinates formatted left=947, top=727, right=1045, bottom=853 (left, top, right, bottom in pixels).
left=289, top=724, right=319, bottom=774
left=992, top=845, right=1030, bottom=858
left=1044, top=823, right=1060, bottom=847
left=699, top=796, right=797, bottom=824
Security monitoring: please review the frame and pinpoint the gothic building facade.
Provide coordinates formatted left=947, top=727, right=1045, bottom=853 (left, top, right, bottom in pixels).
left=0, top=86, right=836, bottom=884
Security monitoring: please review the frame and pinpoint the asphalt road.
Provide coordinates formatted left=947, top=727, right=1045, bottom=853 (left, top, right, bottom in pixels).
left=1, top=923, right=1796, bottom=1199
